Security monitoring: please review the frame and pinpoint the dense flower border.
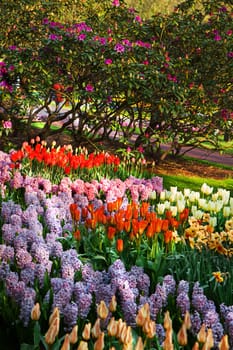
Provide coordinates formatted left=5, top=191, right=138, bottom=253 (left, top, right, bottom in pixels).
left=1, top=147, right=233, bottom=349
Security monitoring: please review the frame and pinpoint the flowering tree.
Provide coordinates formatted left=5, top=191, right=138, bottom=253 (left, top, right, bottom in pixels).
left=0, top=0, right=232, bottom=159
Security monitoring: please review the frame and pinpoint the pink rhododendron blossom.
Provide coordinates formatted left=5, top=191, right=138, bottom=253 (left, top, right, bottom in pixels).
left=85, top=84, right=94, bottom=92
left=112, top=0, right=120, bottom=6
left=2, top=120, right=12, bottom=129
left=77, top=33, right=86, bottom=41
left=104, top=58, right=113, bottom=65
left=114, top=43, right=125, bottom=53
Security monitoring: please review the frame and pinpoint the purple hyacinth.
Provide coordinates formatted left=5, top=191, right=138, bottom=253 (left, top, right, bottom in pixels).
left=52, top=287, right=73, bottom=311
left=190, top=310, right=202, bottom=336
left=108, top=259, right=126, bottom=278
left=63, top=302, right=79, bottom=332
left=162, top=274, right=176, bottom=296
left=177, top=280, right=190, bottom=294
left=61, top=249, right=83, bottom=271
left=31, top=242, right=50, bottom=264
left=76, top=292, right=93, bottom=319
left=19, top=287, right=36, bottom=326
left=148, top=291, right=163, bottom=320
left=95, top=284, right=115, bottom=305
left=0, top=245, right=14, bottom=263
left=15, top=248, right=33, bottom=269
left=122, top=300, right=137, bottom=327
left=130, top=266, right=150, bottom=296
left=156, top=323, right=165, bottom=345
left=20, top=266, right=36, bottom=286
left=177, top=292, right=190, bottom=317
left=61, top=263, right=75, bottom=280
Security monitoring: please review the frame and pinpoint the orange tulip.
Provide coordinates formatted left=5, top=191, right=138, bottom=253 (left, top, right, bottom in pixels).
left=116, top=198, right=123, bottom=210
left=179, top=208, right=189, bottom=222
left=116, top=239, right=124, bottom=252
left=161, top=219, right=169, bottom=232
left=132, top=219, right=139, bottom=235
left=70, top=203, right=77, bottom=219
left=154, top=218, right=162, bottom=233
left=107, top=226, right=117, bottom=240
left=85, top=218, right=97, bottom=230
left=125, top=205, right=133, bottom=221
left=165, top=210, right=173, bottom=220
left=124, top=220, right=131, bottom=233
left=81, top=207, right=88, bottom=219
left=146, top=223, right=154, bottom=238
left=140, top=202, right=149, bottom=218
left=164, top=230, right=173, bottom=244
left=73, top=208, right=80, bottom=221
left=73, top=229, right=81, bottom=241
left=138, top=220, right=148, bottom=235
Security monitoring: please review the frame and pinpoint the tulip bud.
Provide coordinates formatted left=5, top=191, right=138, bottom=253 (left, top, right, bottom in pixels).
left=116, top=238, right=124, bottom=252
left=49, top=307, right=60, bottom=326
left=69, top=325, right=78, bottom=344
left=119, top=323, right=129, bottom=343
left=192, top=342, right=199, bottom=350
left=164, top=311, right=172, bottom=331
left=197, top=324, right=206, bottom=343
left=94, top=332, right=105, bottom=350
left=31, top=302, right=41, bottom=321
left=184, top=311, right=192, bottom=330
left=61, top=334, right=70, bottom=350
left=136, top=303, right=150, bottom=327
left=109, top=295, right=117, bottom=313
left=163, top=330, right=174, bottom=350
left=107, top=317, right=118, bottom=337
left=82, top=322, right=91, bottom=340
left=44, top=317, right=60, bottom=345
left=77, top=340, right=88, bottom=350
left=91, top=318, right=102, bottom=339
left=205, top=328, right=214, bottom=349
left=97, top=300, right=109, bottom=320
left=177, top=323, right=187, bottom=346
left=116, top=319, right=127, bottom=339
left=218, top=334, right=229, bottom=350
left=135, top=336, right=144, bottom=350
left=142, top=319, right=156, bottom=339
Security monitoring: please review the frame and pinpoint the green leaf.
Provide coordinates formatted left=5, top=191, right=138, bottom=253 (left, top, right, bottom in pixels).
left=33, top=322, right=41, bottom=346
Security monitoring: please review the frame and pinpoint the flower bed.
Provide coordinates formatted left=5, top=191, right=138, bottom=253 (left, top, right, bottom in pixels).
left=0, top=142, right=233, bottom=349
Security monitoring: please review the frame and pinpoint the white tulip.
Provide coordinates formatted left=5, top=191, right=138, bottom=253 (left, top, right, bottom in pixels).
left=223, top=206, right=231, bottom=218
left=157, top=203, right=166, bottom=215
left=201, top=183, right=213, bottom=196
left=170, top=206, right=178, bottom=217
left=184, top=188, right=191, bottom=197
left=209, top=216, right=217, bottom=227
left=160, top=191, right=166, bottom=201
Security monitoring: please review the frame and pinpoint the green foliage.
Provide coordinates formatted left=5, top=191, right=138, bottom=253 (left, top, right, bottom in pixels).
left=0, top=0, right=232, bottom=162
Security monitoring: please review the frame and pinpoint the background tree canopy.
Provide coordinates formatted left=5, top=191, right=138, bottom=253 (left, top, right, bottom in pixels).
left=0, top=0, right=232, bottom=159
